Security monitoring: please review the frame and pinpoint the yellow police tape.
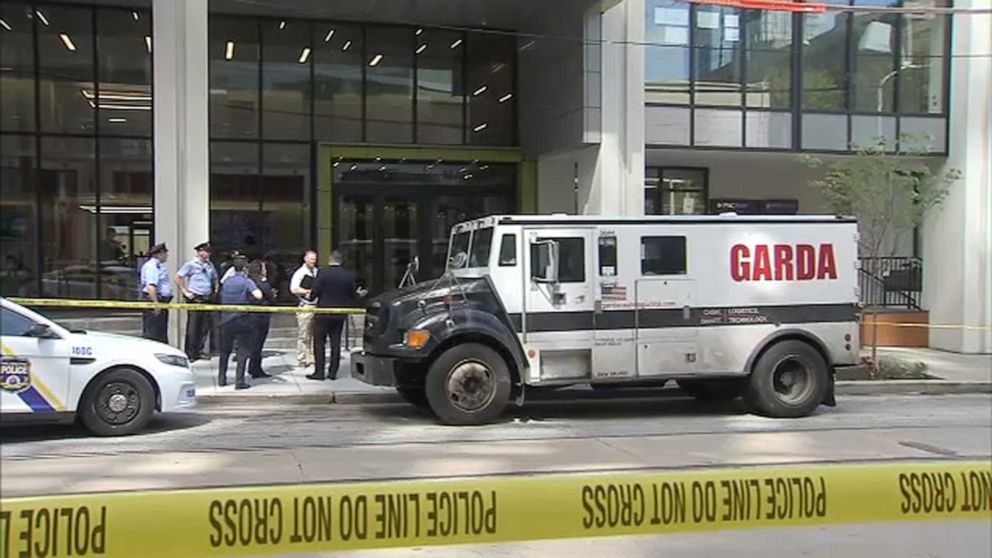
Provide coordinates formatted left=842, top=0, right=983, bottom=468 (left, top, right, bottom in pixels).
left=8, top=297, right=364, bottom=315
left=1, top=460, right=989, bottom=557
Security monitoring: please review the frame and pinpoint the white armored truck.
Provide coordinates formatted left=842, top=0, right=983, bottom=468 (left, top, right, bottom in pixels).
left=352, top=214, right=862, bottom=425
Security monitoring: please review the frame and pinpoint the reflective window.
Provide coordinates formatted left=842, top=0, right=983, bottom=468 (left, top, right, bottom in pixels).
left=261, top=143, right=310, bottom=297
left=801, top=9, right=848, bottom=110
left=851, top=0, right=899, bottom=113
left=0, top=3, right=35, bottom=132
left=97, top=9, right=152, bottom=136
left=38, top=6, right=95, bottom=134
left=645, top=0, right=690, bottom=104
left=262, top=20, right=311, bottom=140
left=466, top=32, right=515, bottom=146
left=0, top=305, right=37, bottom=336
left=209, top=141, right=260, bottom=259
left=900, top=0, right=948, bottom=114
left=98, top=138, right=152, bottom=299
left=645, top=168, right=707, bottom=215
left=0, top=134, right=38, bottom=296
left=499, top=234, right=516, bottom=266
left=365, top=27, right=414, bottom=144
left=210, top=16, right=260, bottom=139
left=744, top=9, right=792, bottom=109
left=598, top=236, right=617, bottom=277
left=314, top=23, right=363, bottom=142
left=39, top=137, right=97, bottom=298
left=693, top=5, right=742, bottom=106
left=531, top=238, right=585, bottom=283
left=641, top=236, right=687, bottom=275
left=417, top=29, right=465, bottom=144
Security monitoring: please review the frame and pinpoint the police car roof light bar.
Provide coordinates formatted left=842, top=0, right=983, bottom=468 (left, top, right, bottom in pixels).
left=687, top=0, right=826, bottom=13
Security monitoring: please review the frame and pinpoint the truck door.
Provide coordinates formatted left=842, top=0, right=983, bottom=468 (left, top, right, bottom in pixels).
left=523, top=228, right=595, bottom=382
left=592, top=231, right=635, bottom=380
left=633, top=234, right=698, bottom=377
left=0, top=305, right=69, bottom=415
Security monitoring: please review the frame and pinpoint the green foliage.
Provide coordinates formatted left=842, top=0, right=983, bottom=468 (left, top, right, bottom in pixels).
left=801, top=134, right=960, bottom=258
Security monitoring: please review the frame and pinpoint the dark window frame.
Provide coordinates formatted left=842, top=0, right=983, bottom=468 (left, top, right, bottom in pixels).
left=640, top=236, right=688, bottom=276
left=498, top=233, right=516, bottom=266
left=644, top=166, right=709, bottom=216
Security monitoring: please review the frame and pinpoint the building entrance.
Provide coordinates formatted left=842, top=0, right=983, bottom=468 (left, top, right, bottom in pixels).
left=333, top=160, right=516, bottom=294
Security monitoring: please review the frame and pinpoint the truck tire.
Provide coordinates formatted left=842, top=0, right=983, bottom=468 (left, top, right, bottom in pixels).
left=395, top=386, right=429, bottom=409
left=677, top=379, right=744, bottom=402
left=425, top=343, right=511, bottom=425
left=79, top=368, right=155, bottom=436
left=743, top=340, right=829, bottom=418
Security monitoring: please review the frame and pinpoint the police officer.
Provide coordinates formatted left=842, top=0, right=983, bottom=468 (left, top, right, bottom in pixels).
left=217, top=256, right=263, bottom=389
left=139, top=242, right=171, bottom=343
left=176, top=242, right=219, bottom=362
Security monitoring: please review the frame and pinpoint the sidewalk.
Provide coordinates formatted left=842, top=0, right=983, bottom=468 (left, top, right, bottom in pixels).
left=193, top=345, right=991, bottom=405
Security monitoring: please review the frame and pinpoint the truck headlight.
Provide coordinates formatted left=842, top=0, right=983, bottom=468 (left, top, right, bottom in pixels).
left=156, top=353, right=189, bottom=368
left=403, top=329, right=431, bottom=349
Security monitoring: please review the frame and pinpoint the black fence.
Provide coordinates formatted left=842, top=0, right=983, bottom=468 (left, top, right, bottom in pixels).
left=859, top=257, right=923, bottom=310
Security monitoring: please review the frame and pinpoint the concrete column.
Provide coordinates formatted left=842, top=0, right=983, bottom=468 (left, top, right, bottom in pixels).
left=922, top=0, right=992, bottom=354
left=152, top=0, right=210, bottom=345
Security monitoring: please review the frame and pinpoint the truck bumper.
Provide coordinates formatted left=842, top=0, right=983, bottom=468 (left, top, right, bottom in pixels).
left=350, top=349, right=399, bottom=387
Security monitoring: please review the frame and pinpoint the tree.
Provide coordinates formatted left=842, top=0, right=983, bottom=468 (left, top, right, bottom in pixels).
left=801, top=135, right=959, bottom=259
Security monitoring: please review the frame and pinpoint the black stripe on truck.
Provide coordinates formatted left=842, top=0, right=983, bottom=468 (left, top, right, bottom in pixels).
left=508, top=303, right=858, bottom=333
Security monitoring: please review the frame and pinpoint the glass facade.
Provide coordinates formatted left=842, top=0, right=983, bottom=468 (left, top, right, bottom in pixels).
left=644, top=0, right=951, bottom=153
left=0, top=2, right=153, bottom=299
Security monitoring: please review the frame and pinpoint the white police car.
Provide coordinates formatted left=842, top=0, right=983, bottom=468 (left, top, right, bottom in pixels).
left=0, top=297, right=196, bottom=436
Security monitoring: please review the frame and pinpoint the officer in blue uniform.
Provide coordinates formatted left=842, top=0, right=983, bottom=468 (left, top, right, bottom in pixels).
left=139, top=242, right=171, bottom=343
left=217, top=256, right=263, bottom=389
left=176, top=242, right=219, bottom=361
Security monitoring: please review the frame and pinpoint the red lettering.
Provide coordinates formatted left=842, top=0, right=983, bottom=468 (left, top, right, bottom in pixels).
left=773, top=245, right=794, bottom=281
left=796, top=244, right=816, bottom=280
left=731, top=244, right=750, bottom=282
left=753, top=245, right=772, bottom=281
left=817, top=244, right=837, bottom=280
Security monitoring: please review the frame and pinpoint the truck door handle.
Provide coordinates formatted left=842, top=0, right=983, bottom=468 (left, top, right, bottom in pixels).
left=594, top=300, right=603, bottom=314
left=683, top=305, right=691, bottom=320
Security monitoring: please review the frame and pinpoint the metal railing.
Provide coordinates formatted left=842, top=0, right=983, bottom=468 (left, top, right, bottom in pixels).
left=859, top=256, right=923, bottom=310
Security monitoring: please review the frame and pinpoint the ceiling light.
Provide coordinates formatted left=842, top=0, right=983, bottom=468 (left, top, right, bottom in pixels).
left=59, top=33, right=76, bottom=52
left=349, top=164, right=358, bottom=171
left=369, top=53, right=383, bottom=67
left=473, top=85, right=488, bottom=96
left=298, top=47, right=311, bottom=64
left=279, top=20, right=286, bottom=30
left=342, top=40, right=352, bottom=51
left=375, top=157, right=382, bottom=162
left=108, top=117, right=127, bottom=123
left=473, top=123, right=488, bottom=132
left=324, top=29, right=335, bottom=42
left=81, top=90, right=152, bottom=102
left=416, top=28, right=423, bottom=36
left=449, top=38, right=463, bottom=49
left=378, top=165, right=387, bottom=172
left=0, top=19, right=11, bottom=32
left=35, top=10, right=49, bottom=26
left=225, top=41, right=235, bottom=60
left=132, top=11, right=139, bottom=21
left=498, top=92, right=513, bottom=103
left=333, top=161, right=340, bottom=167
left=145, top=36, right=152, bottom=53
left=88, top=101, right=151, bottom=111
left=415, top=44, right=427, bottom=54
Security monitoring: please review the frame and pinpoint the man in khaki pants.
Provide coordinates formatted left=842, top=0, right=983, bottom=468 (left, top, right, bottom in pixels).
left=289, top=250, right=318, bottom=367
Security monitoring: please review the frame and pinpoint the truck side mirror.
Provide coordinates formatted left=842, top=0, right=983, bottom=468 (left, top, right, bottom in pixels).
left=530, top=240, right=559, bottom=284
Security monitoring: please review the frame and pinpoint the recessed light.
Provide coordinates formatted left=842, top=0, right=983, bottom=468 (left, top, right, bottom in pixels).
left=349, top=164, right=358, bottom=171
left=108, top=117, right=127, bottom=123
left=35, top=10, right=49, bottom=26
left=225, top=41, right=235, bottom=60
left=416, top=28, right=423, bottom=36
left=498, top=93, right=513, bottom=103
left=473, top=123, right=488, bottom=132
left=369, top=53, right=383, bottom=67
left=298, top=47, right=311, bottom=64
left=279, top=20, right=286, bottom=30
left=59, top=33, right=77, bottom=52
left=449, top=38, right=463, bottom=49
left=0, top=19, right=12, bottom=32
left=416, top=44, right=427, bottom=54
left=473, top=85, right=488, bottom=96
left=342, top=40, right=352, bottom=51
left=145, top=36, right=152, bottom=53
left=324, top=29, right=335, bottom=42
left=132, top=11, right=140, bottom=21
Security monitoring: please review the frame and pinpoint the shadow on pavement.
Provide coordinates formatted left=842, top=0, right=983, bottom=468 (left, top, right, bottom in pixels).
left=0, top=412, right=211, bottom=443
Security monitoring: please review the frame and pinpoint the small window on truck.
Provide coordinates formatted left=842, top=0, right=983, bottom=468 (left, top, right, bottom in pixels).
left=641, top=236, right=687, bottom=275
left=498, top=234, right=516, bottom=266
left=598, top=235, right=617, bottom=277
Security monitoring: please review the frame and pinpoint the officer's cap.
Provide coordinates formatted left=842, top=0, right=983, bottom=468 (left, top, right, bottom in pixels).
left=148, top=242, right=168, bottom=256
left=194, top=241, right=212, bottom=252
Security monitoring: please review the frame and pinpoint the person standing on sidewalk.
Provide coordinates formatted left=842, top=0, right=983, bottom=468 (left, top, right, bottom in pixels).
left=175, top=242, right=218, bottom=362
left=289, top=250, right=318, bottom=368
left=246, top=259, right=276, bottom=379
left=308, top=250, right=366, bottom=381
left=217, top=256, right=263, bottom=390
left=139, top=242, right=171, bottom=343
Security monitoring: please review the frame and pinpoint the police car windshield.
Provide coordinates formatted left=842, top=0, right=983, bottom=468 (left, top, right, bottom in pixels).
left=447, top=227, right=494, bottom=270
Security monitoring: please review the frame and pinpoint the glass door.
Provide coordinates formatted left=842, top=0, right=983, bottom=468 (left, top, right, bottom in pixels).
left=338, top=194, right=375, bottom=291
left=381, top=196, right=420, bottom=291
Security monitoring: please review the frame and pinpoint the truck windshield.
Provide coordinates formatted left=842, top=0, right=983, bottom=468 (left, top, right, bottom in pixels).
left=447, top=226, right=494, bottom=270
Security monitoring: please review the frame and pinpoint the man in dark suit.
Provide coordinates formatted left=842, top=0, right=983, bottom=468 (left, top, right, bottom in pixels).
left=308, top=250, right=367, bottom=380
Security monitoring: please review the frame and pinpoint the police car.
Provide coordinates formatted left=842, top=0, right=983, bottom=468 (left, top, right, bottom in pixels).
left=0, top=297, right=196, bottom=436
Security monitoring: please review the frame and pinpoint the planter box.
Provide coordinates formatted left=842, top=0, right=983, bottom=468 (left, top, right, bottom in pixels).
left=860, top=310, right=929, bottom=348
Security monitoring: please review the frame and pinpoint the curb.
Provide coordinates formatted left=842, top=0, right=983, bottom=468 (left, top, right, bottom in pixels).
left=194, top=380, right=991, bottom=407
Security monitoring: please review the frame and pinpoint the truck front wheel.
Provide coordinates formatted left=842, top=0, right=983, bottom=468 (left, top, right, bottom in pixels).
left=425, top=343, right=511, bottom=425
left=743, top=340, right=829, bottom=418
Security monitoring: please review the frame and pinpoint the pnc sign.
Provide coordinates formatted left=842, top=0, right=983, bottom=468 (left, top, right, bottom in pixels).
left=730, top=243, right=838, bottom=282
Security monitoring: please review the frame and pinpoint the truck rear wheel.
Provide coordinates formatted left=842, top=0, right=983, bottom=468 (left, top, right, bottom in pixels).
left=425, top=343, right=511, bottom=425
left=677, top=378, right=744, bottom=402
left=79, top=368, right=155, bottom=436
left=743, top=340, right=828, bottom=418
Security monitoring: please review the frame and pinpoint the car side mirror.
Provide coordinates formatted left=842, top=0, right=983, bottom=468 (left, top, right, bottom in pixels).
left=26, top=323, right=57, bottom=339
left=531, top=240, right=559, bottom=284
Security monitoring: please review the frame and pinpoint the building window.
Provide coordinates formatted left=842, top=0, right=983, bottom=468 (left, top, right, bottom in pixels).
left=851, top=0, right=899, bottom=113
left=744, top=9, right=792, bottom=109
left=0, top=3, right=153, bottom=300
left=645, top=168, right=707, bottom=215
left=641, top=236, right=687, bottom=276
left=801, top=6, right=849, bottom=111
left=313, top=23, right=363, bottom=142
left=645, top=0, right=691, bottom=104
left=209, top=16, right=260, bottom=139
left=365, top=26, right=415, bottom=144
left=693, top=4, right=743, bottom=107
left=262, top=19, right=312, bottom=140
left=417, top=29, right=465, bottom=145
left=899, top=0, right=949, bottom=115
left=467, top=32, right=516, bottom=145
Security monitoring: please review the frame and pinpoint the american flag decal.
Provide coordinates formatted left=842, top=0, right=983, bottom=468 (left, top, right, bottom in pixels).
left=601, top=284, right=627, bottom=301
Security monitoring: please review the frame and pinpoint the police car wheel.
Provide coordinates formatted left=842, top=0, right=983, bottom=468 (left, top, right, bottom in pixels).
left=395, top=386, right=429, bottom=409
left=425, top=343, right=511, bottom=426
left=677, top=379, right=745, bottom=402
left=743, top=340, right=828, bottom=418
left=79, top=368, right=155, bottom=436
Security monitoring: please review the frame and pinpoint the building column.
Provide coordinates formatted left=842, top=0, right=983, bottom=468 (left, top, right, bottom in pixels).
left=922, top=0, right=992, bottom=353
left=152, top=0, right=210, bottom=345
